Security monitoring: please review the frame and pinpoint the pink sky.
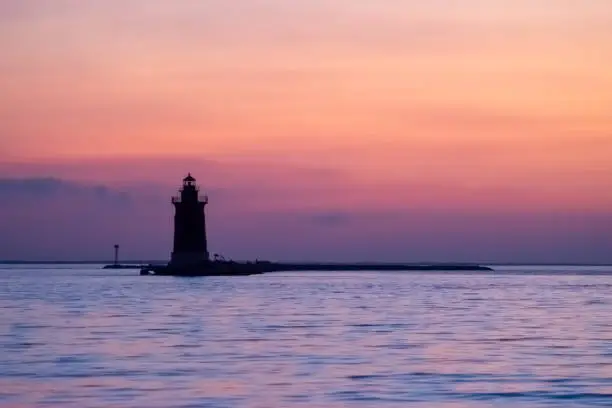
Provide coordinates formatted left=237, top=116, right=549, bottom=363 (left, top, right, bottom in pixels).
left=0, top=1, right=611, bottom=262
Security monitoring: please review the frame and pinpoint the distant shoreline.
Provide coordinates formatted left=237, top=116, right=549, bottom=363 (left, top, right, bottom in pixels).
left=1, top=261, right=611, bottom=267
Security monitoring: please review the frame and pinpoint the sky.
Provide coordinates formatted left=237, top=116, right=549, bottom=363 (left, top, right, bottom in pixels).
left=0, top=1, right=611, bottom=263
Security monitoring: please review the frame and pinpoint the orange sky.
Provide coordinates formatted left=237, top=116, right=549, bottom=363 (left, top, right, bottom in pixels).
left=1, top=0, right=611, bottom=213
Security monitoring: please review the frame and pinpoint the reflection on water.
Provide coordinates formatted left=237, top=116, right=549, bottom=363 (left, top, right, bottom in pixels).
left=1, top=265, right=612, bottom=407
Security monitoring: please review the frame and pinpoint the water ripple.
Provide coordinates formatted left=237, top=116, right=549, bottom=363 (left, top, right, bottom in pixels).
left=1, top=266, right=612, bottom=407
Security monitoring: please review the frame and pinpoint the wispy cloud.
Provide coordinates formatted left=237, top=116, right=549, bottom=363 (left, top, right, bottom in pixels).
left=0, top=177, right=130, bottom=205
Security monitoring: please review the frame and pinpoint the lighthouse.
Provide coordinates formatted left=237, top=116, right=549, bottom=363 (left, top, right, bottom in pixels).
left=170, top=174, right=210, bottom=266
left=137, top=173, right=494, bottom=276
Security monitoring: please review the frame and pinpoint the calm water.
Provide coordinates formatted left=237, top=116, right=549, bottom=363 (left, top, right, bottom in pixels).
left=2, top=265, right=612, bottom=407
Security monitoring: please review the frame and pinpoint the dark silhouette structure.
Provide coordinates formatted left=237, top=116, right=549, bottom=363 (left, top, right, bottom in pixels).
left=170, top=174, right=209, bottom=266
left=114, top=244, right=119, bottom=266
left=138, top=173, right=494, bottom=276
left=103, top=244, right=136, bottom=269
left=141, top=174, right=266, bottom=276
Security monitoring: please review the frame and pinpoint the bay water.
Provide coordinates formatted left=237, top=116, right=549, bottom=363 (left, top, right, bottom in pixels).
left=1, top=265, right=612, bottom=407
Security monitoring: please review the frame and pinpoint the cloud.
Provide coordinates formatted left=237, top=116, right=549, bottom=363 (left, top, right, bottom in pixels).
left=0, top=177, right=130, bottom=205
left=207, top=208, right=612, bottom=264
left=0, top=177, right=64, bottom=195
left=0, top=177, right=161, bottom=261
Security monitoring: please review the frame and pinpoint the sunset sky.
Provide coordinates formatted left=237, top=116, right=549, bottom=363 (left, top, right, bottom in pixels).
left=1, top=1, right=611, bottom=262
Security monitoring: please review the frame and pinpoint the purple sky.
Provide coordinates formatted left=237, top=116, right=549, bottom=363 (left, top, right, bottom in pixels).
left=0, top=158, right=610, bottom=263
left=1, top=1, right=611, bottom=263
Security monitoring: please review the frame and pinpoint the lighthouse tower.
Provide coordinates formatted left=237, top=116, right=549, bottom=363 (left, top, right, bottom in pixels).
left=170, top=174, right=210, bottom=266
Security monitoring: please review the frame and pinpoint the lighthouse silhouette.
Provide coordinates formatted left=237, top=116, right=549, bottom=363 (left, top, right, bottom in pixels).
left=170, top=173, right=210, bottom=266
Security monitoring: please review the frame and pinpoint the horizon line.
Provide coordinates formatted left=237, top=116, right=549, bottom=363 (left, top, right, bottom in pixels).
left=1, top=260, right=611, bottom=267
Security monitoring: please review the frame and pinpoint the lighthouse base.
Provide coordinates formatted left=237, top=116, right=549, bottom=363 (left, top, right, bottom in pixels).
left=140, top=261, right=268, bottom=276
left=139, top=261, right=494, bottom=276
left=170, top=251, right=210, bottom=266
